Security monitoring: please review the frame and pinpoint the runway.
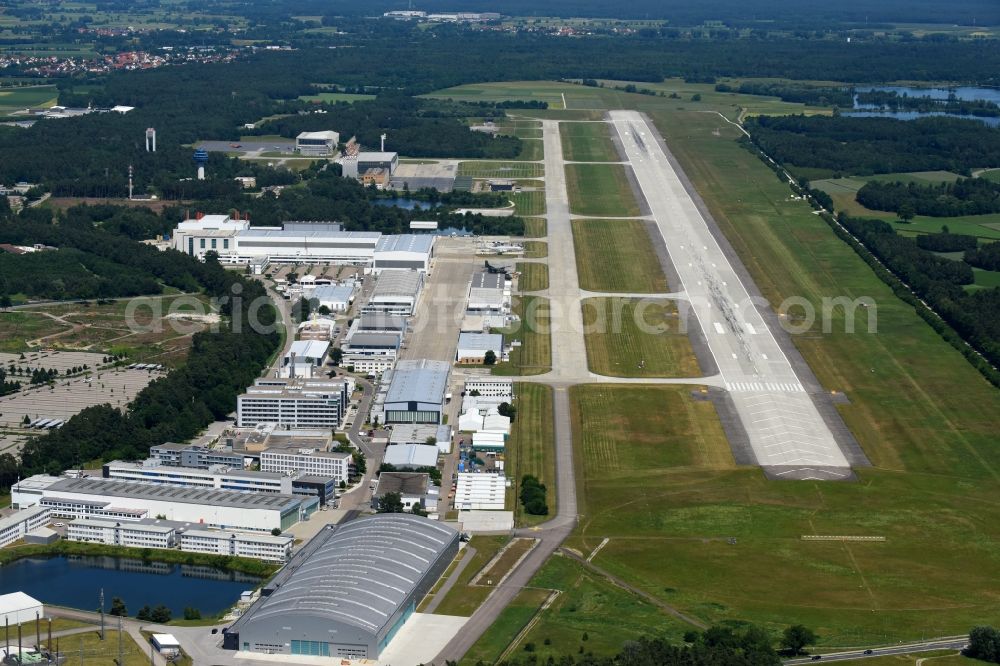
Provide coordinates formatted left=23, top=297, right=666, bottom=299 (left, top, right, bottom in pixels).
left=608, top=110, right=854, bottom=477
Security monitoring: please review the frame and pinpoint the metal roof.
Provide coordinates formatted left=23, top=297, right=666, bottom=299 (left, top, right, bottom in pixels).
left=240, top=515, right=457, bottom=635
left=372, top=270, right=423, bottom=298
left=470, top=272, right=504, bottom=290
left=382, top=444, right=439, bottom=468
left=457, top=332, right=503, bottom=353
left=0, top=506, right=49, bottom=531
left=345, top=332, right=401, bottom=349
left=384, top=359, right=449, bottom=404
left=375, top=234, right=434, bottom=254
left=44, top=478, right=301, bottom=511
left=287, top=340, right=330, bottom=360
left=312, top=284, right=355, bottom=302
left=237, top=228, right=381, bottom=240
left=356, top=151, right=398, bottom=162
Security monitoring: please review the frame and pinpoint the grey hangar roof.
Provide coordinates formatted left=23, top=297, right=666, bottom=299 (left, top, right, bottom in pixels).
left=45, top=478, right=300, bottom=511
left=239, top=514, right=457, bottom=634
left=384, top=359, right=450, bottom=404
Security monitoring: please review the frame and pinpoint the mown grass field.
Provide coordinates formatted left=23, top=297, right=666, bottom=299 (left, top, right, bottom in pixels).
left=523, top=241, right=548, bottom=258
left=0, top=84, right=57, bottom=114
left=56, top=630, right=151, bottom=666
left=461, top=588, right=553, bottom=665
left=560, top=121, right=618, bottom=162
left=516, top=262, right=549, bottom=291
left=571, top=219, right=669, bottom=292
left=509, top=190, right=546, bottom=216
left=981, top=169, right=1000, bottom=184
left=582, top=298, right=701, bottom=378
left=492, top=295, right=551, bottom=376
left=450, top=80, right=1000, bottom=657
left=458, top=161, right=544, bottom=179
left=565, top=163, right=642, bottom=217
left=504, top=383, right=555, bottom=526
left=515, top=138, right=544, bottom=162
left=522, top=217, right=547, bottom=238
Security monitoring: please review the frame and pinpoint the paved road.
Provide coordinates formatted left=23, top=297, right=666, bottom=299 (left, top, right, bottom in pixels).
left=784, top=638, right=968, bottom=664
left=607, top=110, right=853, bottom=478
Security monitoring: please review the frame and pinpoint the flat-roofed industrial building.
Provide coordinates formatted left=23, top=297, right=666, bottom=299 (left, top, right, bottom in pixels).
left=382, top=359, right=450, bottom=424
left=224, top=514, right=458, bottom=659
left=362, top=269, right=424, bottom=316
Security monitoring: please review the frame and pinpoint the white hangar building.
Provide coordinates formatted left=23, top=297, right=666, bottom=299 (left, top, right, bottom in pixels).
left=224, top=515, right=458, bottom=660
left=373, top=234, right=435, bottom=272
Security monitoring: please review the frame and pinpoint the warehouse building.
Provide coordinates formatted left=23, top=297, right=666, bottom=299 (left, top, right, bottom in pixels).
left=372, top=472, right=438, bottom=513
left=388, top=424, right=453, bottom=454
left=225, top=515, right=458, bottom=659
left=472, top=431, right=506, bottom=454
left=466, top=271, right=509, bottom=317
left=373, top=234, right=435, bottom=272
left=353, top=312, right=408, bottom=336
left=383, top=359, right=450, bottom=424
left=0, top=593, right=43, bottom=629
left=102, top=460, right=293, bottom=495
left=456, top=332, right=503, bottom=365
left=455, top=473, right=507, bottom=510
left=0, top=507, right=51, bottom=548
left=237, top=378, right=348, bottom=429
left=341, top=151, right=399, bottom=179
left=295, top=130, right=340, bottom=156
left=382, top=443, right=439, bottom=470
left=342, top=331, right=401, bottom=376
left=280, top=340, right=330, bottom=378
left=362, top=269, right=424, bottom=316
left=260, top=449, right=351, bottom=485
left=33, top=477, right=311, bottom=533
left=311, top=283, right=356, bottom=313
left=11, top=475, right=63, bottom=509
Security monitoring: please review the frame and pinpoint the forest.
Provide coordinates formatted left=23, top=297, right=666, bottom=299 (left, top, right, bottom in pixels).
left=965, top=242, right=1000, bottom=271
left=745, top=115, right=1000, bottom=177
left=915, top=230, right=978, bottom=252
left=715, top=82, right=854, bottom=107
left=856, top=178, right=1000, bottom=217
left=0, top=248, right=163, bottom=301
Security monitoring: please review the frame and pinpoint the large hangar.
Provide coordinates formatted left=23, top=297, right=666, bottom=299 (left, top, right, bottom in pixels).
left=226, top=514, right=458, bottom=659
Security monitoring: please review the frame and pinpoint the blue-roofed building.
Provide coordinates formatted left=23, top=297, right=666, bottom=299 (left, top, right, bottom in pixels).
left=383, top=359, right=450, bottom=424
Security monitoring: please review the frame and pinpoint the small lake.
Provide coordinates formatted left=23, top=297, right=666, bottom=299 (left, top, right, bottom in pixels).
left=0, top=556, right=261, bottom=616
left=846, top=85, right=1000, bottom=127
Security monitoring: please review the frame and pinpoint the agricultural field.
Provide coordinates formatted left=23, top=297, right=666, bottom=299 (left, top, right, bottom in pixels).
left=504, top=383, right=555, bottom=526
left=458, top=161, right=544, bottom=179
left=492, top=295, right=551, bottom=376
left=811, top=174, right=1000, bottom=241
left=516, top=263, right=549, bottom=292
left=560, top=121, right=619, bottom=162
left=565, top=163, right=642, bottom=217
left=571, top=219, right=669, bottom=293
left=581, top=298, right=702, bottom=378
left=0, top=84, right=58, bottom=115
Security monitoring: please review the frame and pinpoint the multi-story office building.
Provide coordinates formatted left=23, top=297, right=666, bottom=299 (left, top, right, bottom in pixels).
left=103, top=460, right=294, bottom=495
left=260, top=449, right=351, bottom=484
left=0, top=507, right=51, bottom=548
left=237, top=378, right=348, bottom=429
left=68, top=517, right=177, bottom=549
left=148, top=443, right=245, bottom=469
left=178, top=529, right=293, bottom=563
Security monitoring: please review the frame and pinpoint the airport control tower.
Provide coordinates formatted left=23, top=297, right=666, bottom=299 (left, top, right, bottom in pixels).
left=193, top=148, right=209, bottom=180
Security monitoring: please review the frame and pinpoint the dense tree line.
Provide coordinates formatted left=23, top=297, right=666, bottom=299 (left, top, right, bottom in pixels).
left=915, top=231, right=978, bottom=252
left=0, top=248, right=163, bottom=301
left=715, top=82, right=854, bottom=107
left=965, top=242, right=1000, bottom=271
left=494, top=623, right=782, bottom=666
left=745, top=115, right=1000, bottom=177
left=857, top=178, right=1000, bottom=217
left=254, top=95, right=523, bottom=159
left=966, top=626, right=1000, bottom=663
left=839, top=215, right=1000, bottom=370
left=519, top=475, right=548, bottom=516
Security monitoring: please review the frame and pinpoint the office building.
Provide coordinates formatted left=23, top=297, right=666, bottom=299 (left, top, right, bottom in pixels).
left=148, top=443, right=245, bottom=470
left=237, top=378, right=348, bottom=429
left=0, top=507, right=51, bottom=548
left=102, top=460, right=293, bottom=495
left=179, top=529, right=293, bottom=563
left=260, top=449, right=351, bottom=484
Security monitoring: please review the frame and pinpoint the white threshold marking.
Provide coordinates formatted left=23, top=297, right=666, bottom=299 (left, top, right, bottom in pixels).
left=713, top=322, right=725, bottom=334
left=745, top=323, right=756, bottom=335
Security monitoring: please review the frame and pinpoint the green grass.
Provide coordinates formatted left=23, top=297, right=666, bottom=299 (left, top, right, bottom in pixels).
left=980, top=169, right=1000, bottom=184
left=560, top=121, right=619, bottom=162
left=571, top=219, right=668, bottom=292
left=461, top=588, right=553, bottom=665
left=565, top=163, right=641, bottom=217
left=431, top=536, right=510, bottom=616
left=52, top=630, right=152, bottom=666
left=811, top=175, right=1000, bottom=241
left=523, top=217, right=547, bottom=238
left=492, top=295, right=551, bottom=376
left=0, top=311, right=72, bottom=352
left=581, top=298, right=702, bottom=378
left=516, top=262, right=549, bottom=291
left=0, top=84, right=57, bottom=114
left=515, top=138, right=544, bottom=161
left=509, top=190, right=546, bottom=216
left=523, top=241, right=548, bottom=258
left=297, top=92, right=375, bottom=103
left=458, top=161, right=544, bottom=179
left=505, top=383, right=555, bottom=526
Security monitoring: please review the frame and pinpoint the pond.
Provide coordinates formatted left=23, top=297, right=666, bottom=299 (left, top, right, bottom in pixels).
left=371, top=197, right=439, bottom=210
left=0, top=556, right=261, bottom=617
left=845, top=85, right=1000, bottom=127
